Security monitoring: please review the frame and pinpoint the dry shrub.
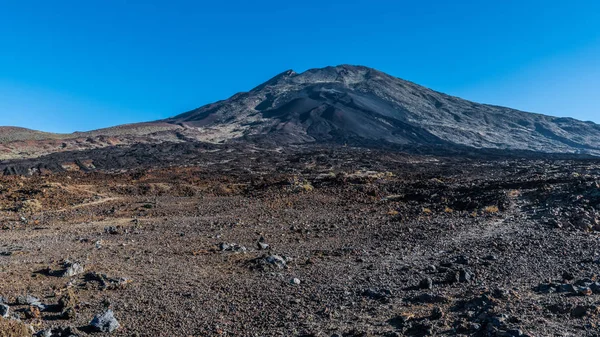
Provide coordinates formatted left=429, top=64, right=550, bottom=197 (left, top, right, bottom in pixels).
left=298, top=182, right=314, bottom=192
left=483, top=205, right=499, bottom=214
left=18, top=199, right=42, bottom=214
left=507, top=190, right=520, bottom=198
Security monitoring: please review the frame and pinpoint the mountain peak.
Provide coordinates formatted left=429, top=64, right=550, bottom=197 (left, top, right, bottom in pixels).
left=250, top=69, right=297, bottom=92
left=165, top=65, right=600, bottom=155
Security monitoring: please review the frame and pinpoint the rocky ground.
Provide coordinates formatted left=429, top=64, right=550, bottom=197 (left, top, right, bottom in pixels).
left=0, top=144, right=600, bottom=336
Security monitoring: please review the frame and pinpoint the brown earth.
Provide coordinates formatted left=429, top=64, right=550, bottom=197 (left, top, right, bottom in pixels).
left=1, top=145, right=600, bottom=336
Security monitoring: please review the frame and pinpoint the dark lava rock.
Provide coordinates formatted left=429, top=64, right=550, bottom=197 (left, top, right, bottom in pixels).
left=362, top=288, right=392, bottom=301
left=430, top=307, right=444, bottom=320
left=562, top=271, right=575, bottom=281
left=446, top=270, right=460, bottom=284
left=571, top=305, right=597, bottom=318
left=0, top=304, right=8, bottom=318
left=547, top=303, right=573, bottom=315
left=419, top=278, right=433, bottom=290
left=459, top=269, right=472, bottom=282
left=410, top=293, right=450, bottom=304
left=455, top=255, right=469, bottom=265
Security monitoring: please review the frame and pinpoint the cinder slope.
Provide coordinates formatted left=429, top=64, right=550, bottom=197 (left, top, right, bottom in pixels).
left=168, top=65, right=600, bottom=154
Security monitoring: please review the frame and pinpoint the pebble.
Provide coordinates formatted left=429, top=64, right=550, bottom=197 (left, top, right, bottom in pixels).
left=90, top=309, right=120, bottom=333
left=0, top=304, right=9, bottom=318
left=265, top=255, right=287, bottom=269
left=219, top=242, right=247, bottom=253
left=459, top=269, right=472, bottom=282
left=291, top=278, right=301, bottom=285
left=455, top=255, right=469, bottom=265
left=61, top=261, right=85, bottom=278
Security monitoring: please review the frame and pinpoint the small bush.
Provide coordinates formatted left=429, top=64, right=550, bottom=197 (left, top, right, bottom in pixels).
left=483, top=205, right=499, bottom=214
left=18, top=199, right=42, bottom=214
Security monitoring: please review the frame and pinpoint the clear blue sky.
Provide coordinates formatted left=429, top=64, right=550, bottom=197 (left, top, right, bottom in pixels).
left=0, top=0, right=598, bottom=133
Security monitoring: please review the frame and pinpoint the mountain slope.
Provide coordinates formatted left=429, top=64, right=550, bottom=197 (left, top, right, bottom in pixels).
left=1, top=65, right=599, bottom=160
left=166, top=65, right=600, bottom=154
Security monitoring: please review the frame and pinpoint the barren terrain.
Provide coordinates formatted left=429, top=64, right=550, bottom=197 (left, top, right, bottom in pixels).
left=1, top=144, right=600, bottom=336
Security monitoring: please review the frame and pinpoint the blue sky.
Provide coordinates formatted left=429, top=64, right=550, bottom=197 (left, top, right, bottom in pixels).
left=0, top=0, right=598, bottom=133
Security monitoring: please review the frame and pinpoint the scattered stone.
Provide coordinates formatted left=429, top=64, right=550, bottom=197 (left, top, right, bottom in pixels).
left=36, top=330, right=52, bottom=337
left=430, top=307, right=444, bottom=320
left=562, top=271, right=575, bottom=281
left=578, top=287, right=593, bottom=296
left=60, top=261, right=85, bottom=278
left=493, top=288, right=509, bottom=299
left=85, top=272, right=132, bottom=290
left=89, top=309, right=120, bottom=333
left=465, top=294, right=496, bottom=311
left=104, top=226, right=121, bottom=235
left=411, top=293, right=450, bottom=304
left=546, top=303, right=573, bottom=315
left=446, top=270, right=460, bottom=284
left=0, top=304, right=9, bottom=318
left=459, top=269, right=472, bottom=282
left=419, top=278, right=433, bottom=290
left=536, top=283, right=557, bottom=294
left=571, top=305, right=597, bottom=318
left=218, top=242, right=247, bottom=253
left=405, top=319, right=433, bottom=336
left=16, top=295, right=46, bottom=310
left=38, top=326, right=80, bottom=337
left=505, top=329, right=524, bottom=337
left=440, top=261, right=453, bottom=268
left=291, top=278, right=301, bottom=285
left=362, top=288, right=392, bottom=301
left=265, top=255, right=287, bottom=269
left=455, top=255, right=469, bottom=265
left=257, top=242, right=270, bottom=250
left=388, top=313, right=414, bottom=329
